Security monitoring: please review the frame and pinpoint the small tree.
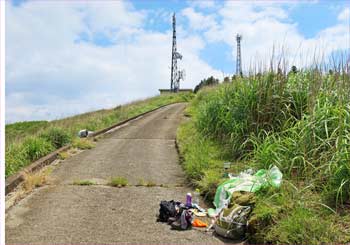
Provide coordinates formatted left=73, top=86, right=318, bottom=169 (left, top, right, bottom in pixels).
left=194, top=76, right=219, bottom=93
left=223, top=76, right=230, bottom=83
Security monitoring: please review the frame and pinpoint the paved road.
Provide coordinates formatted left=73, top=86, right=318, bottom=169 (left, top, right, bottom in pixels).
left=6, top=103, right=227, bottom=244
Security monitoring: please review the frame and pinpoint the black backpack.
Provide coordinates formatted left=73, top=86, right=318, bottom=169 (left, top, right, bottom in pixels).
left=158, top=200, right=179, bottom=222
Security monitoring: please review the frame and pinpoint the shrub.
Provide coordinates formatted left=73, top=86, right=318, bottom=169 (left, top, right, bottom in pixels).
left=5, top=144, right=28, bottom=177
left=39, top=127, right=71, bottom=148
left=22, top=137, right=54, bottom=162
left=5, top=138, right=53, bottom=177
left=194, top=76, right=219, bottom=93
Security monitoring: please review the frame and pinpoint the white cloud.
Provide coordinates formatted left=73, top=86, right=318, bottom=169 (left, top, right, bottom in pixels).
left=5, top=0, right=221, bottom=123
left=78, top=1, right=146, bottom=42
left=181, top=7, right=217, bottom=31
left=6, top=1, right=349, bottom=123
left=338, top=8, right=349, bottom=22
left=201, top=2, right=349, bottom=69
left=187, top=0, right=217, bottom=9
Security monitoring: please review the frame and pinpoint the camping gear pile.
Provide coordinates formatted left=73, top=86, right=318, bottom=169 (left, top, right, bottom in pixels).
left=157, top=195, right=208, bottom=230
left=158, top=166, right=282, bottom=240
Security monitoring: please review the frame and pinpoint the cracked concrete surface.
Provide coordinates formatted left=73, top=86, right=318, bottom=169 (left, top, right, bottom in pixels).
left=6, top=103, right=229, bottom=244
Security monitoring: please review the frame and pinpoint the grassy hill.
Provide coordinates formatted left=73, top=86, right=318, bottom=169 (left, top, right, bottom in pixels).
left=177, top=70, right=350, bottom=244
left=5, top=93, right=193, bottom=178
left=6, top=121, right=49, bottom=146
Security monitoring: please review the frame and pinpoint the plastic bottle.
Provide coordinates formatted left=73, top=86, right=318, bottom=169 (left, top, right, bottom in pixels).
left=193, top=189, right=200, bottom=205
left=186, top=193, right=192, bottom=207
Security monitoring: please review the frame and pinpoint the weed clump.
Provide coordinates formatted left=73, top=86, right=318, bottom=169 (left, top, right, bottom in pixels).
left=73, top=180, right=96, bottom=186
left=58, top=151, right=69, bottom=160
left=109, top=177, right=128, bottom=187
left=136, top=178, right=146, bottom=186
left=23, top=167, right=52, bottom=192
left=72, top=138, right=95, bottom=150
left=146, top=181, right=156, bottom=187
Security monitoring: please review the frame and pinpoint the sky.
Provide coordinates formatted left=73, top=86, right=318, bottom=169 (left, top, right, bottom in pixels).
left=5, top=0, right=350, bottom=123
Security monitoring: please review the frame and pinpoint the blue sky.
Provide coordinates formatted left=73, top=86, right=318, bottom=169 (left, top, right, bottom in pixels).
left=6, top=0, right=350, bottom=123
left=288, top=2, right=340, bottom=38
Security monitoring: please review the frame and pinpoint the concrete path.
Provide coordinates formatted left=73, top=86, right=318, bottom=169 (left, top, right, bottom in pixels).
left=6, top=103, right=227, bottom=244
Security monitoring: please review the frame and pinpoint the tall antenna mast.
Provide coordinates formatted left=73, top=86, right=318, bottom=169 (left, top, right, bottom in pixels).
left=170, top=13, right=184, bottom=92
left=170, top=13, right=177, bottom=92
left=236, top=34, right=242, bottom=77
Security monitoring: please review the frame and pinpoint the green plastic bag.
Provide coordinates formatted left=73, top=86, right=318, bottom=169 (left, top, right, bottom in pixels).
left=213, top=166, right=282, bottom=212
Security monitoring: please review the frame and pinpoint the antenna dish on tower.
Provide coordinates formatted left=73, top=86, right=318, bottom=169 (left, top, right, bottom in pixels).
left=175, top=51, right=182, bottom=60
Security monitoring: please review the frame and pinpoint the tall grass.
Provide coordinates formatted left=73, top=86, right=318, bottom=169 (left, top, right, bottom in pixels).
left=6, top=121, right=49, bottom=146
left=6, top=93, right=193, bottom=177
left=194, top=68, right=350, bottom=207
left=177, top=59, right=350, bottom=243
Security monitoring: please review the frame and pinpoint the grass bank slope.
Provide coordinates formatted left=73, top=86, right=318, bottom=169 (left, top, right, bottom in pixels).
left=177, top=71, right=350, bottom=244
left=6, top=93, right=193, bottom=178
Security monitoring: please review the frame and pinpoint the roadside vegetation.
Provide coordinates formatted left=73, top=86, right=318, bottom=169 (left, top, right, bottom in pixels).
left=73, top=180, right=96, bottom=186
left=193, top=76, right=219, bottom=93
left=6, top=93, right=193, bottom=178
left=109, top=176, right=128, bottom=187
left=23, top=167, right=53, bottom=192
left=177, top=64, right=350, bottom=243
